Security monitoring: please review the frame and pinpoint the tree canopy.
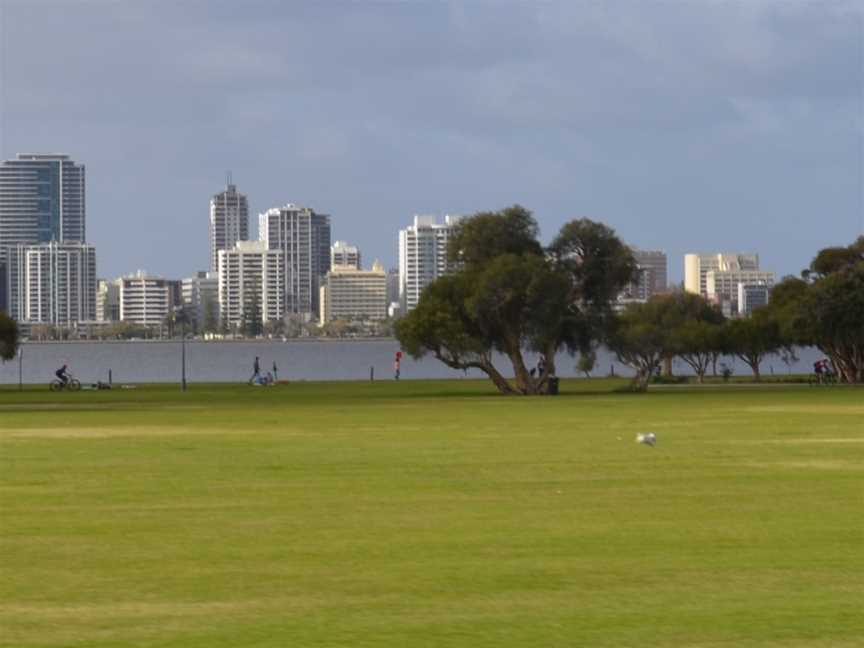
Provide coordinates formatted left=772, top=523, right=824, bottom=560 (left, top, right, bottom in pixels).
left=0, top=311, right=19, bottom=361
left=396, top=205, right=637, bottom=394
left=771, top=237, right=864, bottom=383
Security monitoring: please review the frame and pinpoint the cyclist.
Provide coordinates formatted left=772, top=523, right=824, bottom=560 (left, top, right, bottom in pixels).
left=55, top=364, right=70, bottom=388
left=813, top=360, right=824, bottom=384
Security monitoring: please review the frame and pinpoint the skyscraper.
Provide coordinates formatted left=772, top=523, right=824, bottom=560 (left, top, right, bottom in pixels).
left=209, top=180, right=249, bottom=273
left=398, top=214, right=461, bottom=312
left=259, top=204, right=330, bottom=318
left=0, top=154, right=86, bottom=248
left=0, top=153, right=90, bottom=318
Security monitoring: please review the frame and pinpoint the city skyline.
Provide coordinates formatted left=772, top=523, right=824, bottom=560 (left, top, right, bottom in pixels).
left=1, top=2, right=862, bottom=282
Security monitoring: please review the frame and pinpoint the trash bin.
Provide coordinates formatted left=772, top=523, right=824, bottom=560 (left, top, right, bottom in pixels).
left=547, top=376, right=559, bottom=395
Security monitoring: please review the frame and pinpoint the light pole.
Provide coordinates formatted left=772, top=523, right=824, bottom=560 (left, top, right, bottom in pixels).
left=18, top=346, right=23, bottom=392
left=173, top=307, right=187, bottom=392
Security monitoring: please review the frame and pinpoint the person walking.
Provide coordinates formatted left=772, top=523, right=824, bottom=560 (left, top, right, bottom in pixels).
left=249, top=356, right=261, bottom=385
left=272, top=361, right=278, bottom=381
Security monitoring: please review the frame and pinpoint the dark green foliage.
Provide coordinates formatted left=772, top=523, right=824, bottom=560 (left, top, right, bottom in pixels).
left=396, top=206, right=637, bottom=394
left=769, top=237, right=864, bottom=383
left=0, top=310, right=19, bottom=361
left=725, top=309, right=783, bottom=380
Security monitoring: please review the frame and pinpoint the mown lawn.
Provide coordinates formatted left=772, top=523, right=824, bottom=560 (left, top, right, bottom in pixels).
left=1, top=379, right=862, bottom=647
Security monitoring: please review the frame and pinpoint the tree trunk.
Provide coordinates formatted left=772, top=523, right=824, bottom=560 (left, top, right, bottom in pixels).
left=663, top=355, right=673, bottom=376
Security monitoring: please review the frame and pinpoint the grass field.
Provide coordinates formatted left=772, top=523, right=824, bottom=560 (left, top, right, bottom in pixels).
left=1, top=379, right=862, bottom=647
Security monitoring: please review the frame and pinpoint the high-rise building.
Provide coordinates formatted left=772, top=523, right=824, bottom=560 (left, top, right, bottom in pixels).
left=259, top=204, right=330, bottom=318
left=5, top=242, right=96, bottom=326
left=217, top=241, right=284, bottom=330
left=684, top=253, right=759, bottom=297
left=398, top=214, right=461, bottom=312
left=621, top=248, right=668, bottom=302
left=319, top=261, right=387, bottom=323
left=0, top=154, right=88, bottom=312
left=119, top=272, right=175, bottom=328
left=310, top=212, right=332, bottom=314
left=209, top=180, right=249, bottom=273
left=0, top=154, right=86, bottom=248
left=331, top=241, right=361, bottom=269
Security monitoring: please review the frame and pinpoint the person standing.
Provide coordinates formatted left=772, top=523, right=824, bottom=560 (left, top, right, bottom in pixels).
left=272, top=361, right=278, bottom=381
left=249, top=356, right=261, bottom=384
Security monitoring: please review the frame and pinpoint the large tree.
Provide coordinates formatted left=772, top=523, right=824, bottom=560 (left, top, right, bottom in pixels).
left=771, top=237, right=864, bottom=383
left=0, top=311, right=19, bottom=361
left=396, top=205, right=637, bottom=395
left=663, top=293, right=726, bottom=383
left=606, top=297, right=670, bottom=391
left=724, top=309, right=783, bottom=381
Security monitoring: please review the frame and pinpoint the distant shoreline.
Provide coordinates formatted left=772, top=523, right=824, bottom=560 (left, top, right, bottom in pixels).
left=20, top=337, right=399, bottom=345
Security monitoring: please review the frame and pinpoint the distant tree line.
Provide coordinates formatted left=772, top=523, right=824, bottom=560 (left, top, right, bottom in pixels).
left=395, top=205, right=864, bottom=394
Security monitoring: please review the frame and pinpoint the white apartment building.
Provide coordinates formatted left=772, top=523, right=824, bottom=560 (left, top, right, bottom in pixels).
left=119, top=272, right=173, bottom=328
left=684, top=253, right=759, bottom=296
left=737, top=282, right=771, bottom=317
left=217, top=241, right=284, bottom=329
left=5, top=242, right=96, bottom=325
left=96, top=279, right=120, bottom=322
left=398, top=214, right=461, bottom=312
left=319, top=261, right=387, bottom=323
left=209, top=181, right=248, bottom=273
left=706, top=270, right=775, bottom=312
left=259, top=205, right=330, bottom=318
left=331, top=240, right=361, bottom=269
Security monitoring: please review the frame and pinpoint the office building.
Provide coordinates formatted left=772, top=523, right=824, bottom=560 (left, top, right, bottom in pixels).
left=398, top=214, right=461, bottom=312
left=737, top=282, right=771, bottom=317
left=259, top=204, right=329, bottom=318
left=684, top=253, right=759, bottom=297
left=5, top=242, right=96, bottom=326
left=119, top=271, right=175, bottom=328
left=331, top=241, right=361, bottom=269
left=706, top=270, right=775, bottom=312
left=311, top=212, right=332, bottom=314
left=182, top=271, right=219, bottom=330
left=217, top=241, right=284, bottom=329
left=621, top=248, right=668, bottom=302
left=209, top=180, right=249, bottom=273
left=96, top=279, right=120, bottom=322
left=319, top=261, right=387, bottom=323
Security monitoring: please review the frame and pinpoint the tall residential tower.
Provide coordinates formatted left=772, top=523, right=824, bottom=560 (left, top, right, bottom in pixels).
left=209, top=180, right=249, bottom=273
left=398, top=214, right=461, bottom=312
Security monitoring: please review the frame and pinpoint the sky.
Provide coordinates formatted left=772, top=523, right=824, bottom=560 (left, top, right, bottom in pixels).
left=0, top=0, right=861, bottom=283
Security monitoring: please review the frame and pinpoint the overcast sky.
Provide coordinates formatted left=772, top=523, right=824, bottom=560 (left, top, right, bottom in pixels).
left=1, top=0, right=861, bottom=282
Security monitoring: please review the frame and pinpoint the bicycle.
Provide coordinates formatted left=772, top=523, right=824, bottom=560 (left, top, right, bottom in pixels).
left=808, top=372, right=837, bottom=386
left=49, top=375, right=81, bottom=392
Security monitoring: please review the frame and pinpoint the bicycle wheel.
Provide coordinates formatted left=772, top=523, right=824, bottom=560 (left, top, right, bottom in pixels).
left=49, top=380, right=62, bottom=391
left=68, top=379, right=81, bottom=392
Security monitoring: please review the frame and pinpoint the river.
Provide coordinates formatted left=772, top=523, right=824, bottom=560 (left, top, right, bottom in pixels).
left=0, top=340, right=821, bottom=386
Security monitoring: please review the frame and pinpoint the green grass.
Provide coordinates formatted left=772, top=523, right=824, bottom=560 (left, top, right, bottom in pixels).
left=1, top=379, right=862, bottom=647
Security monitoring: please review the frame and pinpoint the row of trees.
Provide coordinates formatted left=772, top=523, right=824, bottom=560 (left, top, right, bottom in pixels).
left=607, top=291, right=791, bottom=389
left=396, top=205, right=864, bottom=394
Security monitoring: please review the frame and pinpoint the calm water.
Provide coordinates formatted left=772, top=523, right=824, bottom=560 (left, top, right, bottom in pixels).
left=0, top=340, right=821, bottom=385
